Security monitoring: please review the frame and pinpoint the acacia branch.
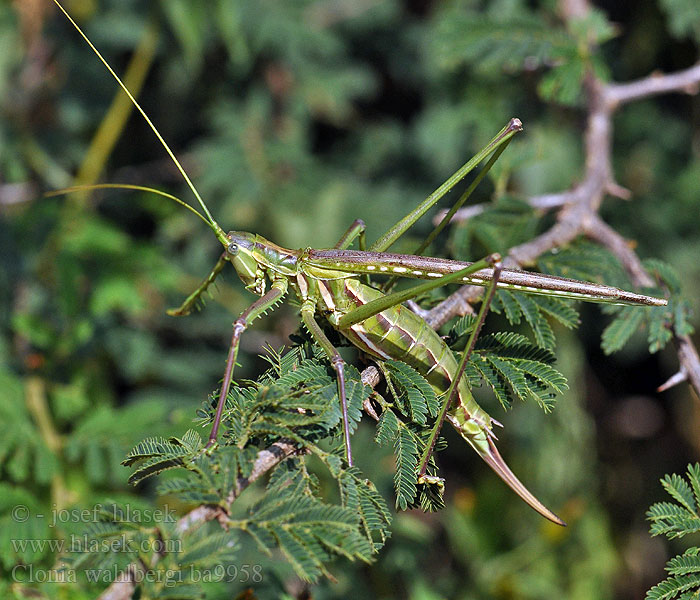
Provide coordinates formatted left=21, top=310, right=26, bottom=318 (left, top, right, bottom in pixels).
left=98, top=440, right=299, bottom=600
left=429, top=6, right=700, bottom=397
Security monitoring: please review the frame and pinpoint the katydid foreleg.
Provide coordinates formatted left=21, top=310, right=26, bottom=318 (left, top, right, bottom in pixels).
left=207, top=278, right=288, bottom=446
left=168, top=252, right=229, bottom=317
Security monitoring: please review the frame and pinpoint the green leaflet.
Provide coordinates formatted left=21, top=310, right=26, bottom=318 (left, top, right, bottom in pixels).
left=537, top=238, right=628, bottom=285
left=601, top=306, right=645, bottom=354
left=384, top=360, right=439, bottom=422
left=470, top=332, right=567, bottom=411
left=393, top=427, right=419, bottom=511
left=646, top=465, right=700, bottom=600
left=239, top=470, right=375, bottom=581
left=603, top=260, right=691, bottom=355
left=491, top=290, right=567, bottom=350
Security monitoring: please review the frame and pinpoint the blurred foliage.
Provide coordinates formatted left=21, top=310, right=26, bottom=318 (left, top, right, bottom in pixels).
left=0, top=0, right=698, bottom=598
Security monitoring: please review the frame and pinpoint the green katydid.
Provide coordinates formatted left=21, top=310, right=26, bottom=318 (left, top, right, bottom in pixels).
left=52, top=0, right=666, bottom=526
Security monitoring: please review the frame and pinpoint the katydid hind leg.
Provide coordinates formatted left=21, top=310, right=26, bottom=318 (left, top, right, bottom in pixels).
left=300, top=301, right=354, bottom=466
left=418, top=260, right=565, bottom=525
left=418, top=258, right=503, bottom=477
left=207, top=280, right=288, bottom=446
left=336, top=255, right=499, bottom=329
left=381, top=139, right=513, bottom=293
left=370, top=119, right=522, bottom=253
left=334, top=219, right=367, bottom=250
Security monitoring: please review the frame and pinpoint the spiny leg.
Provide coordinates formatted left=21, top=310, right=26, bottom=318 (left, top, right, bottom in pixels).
left=417, top=258, right=503, bottom=478
left=300, top=299, right=354, bottom=466
left=168, top=252, right=229, bottom=317
left=207, top=278, right=288, bottom=446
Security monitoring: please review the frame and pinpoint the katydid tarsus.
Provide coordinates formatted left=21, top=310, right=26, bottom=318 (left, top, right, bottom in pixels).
left=52, top=0, right=666, bottom=526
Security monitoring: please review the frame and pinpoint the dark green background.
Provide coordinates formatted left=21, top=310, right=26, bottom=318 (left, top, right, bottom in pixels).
left=1, top=0, right=698, bottom=597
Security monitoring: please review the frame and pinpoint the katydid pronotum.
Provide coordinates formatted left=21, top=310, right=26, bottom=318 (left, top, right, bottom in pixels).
left=52, top=0, right=666, bottom=526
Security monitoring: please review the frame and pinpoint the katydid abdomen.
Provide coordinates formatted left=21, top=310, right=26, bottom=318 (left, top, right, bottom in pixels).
left=326, top=277, right=565, bottom=524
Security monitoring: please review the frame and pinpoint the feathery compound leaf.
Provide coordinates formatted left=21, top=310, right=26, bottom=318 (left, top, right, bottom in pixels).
left=647, top=466, right=700, bottom=599
left=375, top=408, right=401, bottom=447
left=688, top=464, right=700, bottom=507
left=532, top=295, right=580, bottom=329
left=122, top=437, right=190, bottom=467
left=493, top=290, right=523, bottom=325
left=602, top=306, right=645, bottom=355
left=384, top=360, right=438, bottom=421
left=492, top=291, right=557, bottom=350
left=179, top=531, right=239, bottom=566
left=667, top=551, right=700, bottom=576
left=470, top=355, right=513, bottom=409
left=338, top=468, right=392, bottom=552
left=476, top=332, right=557, bottom=363
left=511, top=293, right=555, bottom=349
left=516, top=360, right=568, bottom=395
left=537, top=238, right=627, bottom=285
left=470, top=333, right=567, bottom=411
left=646, top=572, right=700, bottom=600
left=486, top=356, right=531, bottom=403
left=644, top=259, right=682, bottom=294
left=663, top=473, right=698, bottom=514
left=430, top=9, right=572, bottom=76
left=601, top=259, right=685, bottom=355
left=241, top=490, right=372, bottom=582
left=394, top=427, right=419, bottom=510
left=127, top=454, right=188, bottom=486
left=448, top=314, right=478, bottom=342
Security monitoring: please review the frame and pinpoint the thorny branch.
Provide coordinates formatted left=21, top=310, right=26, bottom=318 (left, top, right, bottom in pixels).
left=428, top=7, right=700, bottom=398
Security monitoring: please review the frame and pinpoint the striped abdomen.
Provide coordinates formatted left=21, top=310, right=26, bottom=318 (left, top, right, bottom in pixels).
left=328, top=278, right=491, bottom=429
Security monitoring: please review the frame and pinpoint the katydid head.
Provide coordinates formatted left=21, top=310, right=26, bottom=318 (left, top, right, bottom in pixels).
left=226, top=231, right=300, bottom=295
left=226, top=232, right=264, bottom=293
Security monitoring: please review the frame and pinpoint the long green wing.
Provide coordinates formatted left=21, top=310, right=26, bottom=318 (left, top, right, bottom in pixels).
left=306, top=249, right=666, bottom=306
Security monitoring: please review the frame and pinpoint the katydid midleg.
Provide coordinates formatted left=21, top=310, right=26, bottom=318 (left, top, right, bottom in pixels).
left=52, top=0, right=666, bottom=525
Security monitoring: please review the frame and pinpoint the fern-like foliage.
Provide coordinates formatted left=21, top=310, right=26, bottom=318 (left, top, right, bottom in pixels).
left=602, top=260, right=693, bottom=355
left=491, top=290, right=579, bottom=350
left=376, top=361, right=445, bottom=511
left=536, top=239, right=688, bottom=355
left=238, top=468, right=374, bottom=581
left=429, top=5, right=615, bottom=105
left=467, top=332, right=568, bottom=412
left=372, top=330, right=567, bottom=510
left=68, top=345, right=391, bottom=591
left=646, top=464, right=700, bottom=600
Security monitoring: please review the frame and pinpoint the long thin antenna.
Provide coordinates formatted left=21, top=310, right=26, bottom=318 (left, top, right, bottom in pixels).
left=45, top=184, right=212, bottom=226
left=52, top=0, right=228, bottom=245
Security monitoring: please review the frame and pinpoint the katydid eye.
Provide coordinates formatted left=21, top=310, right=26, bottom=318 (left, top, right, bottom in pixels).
left=227, top=243, right=239, bottom=255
